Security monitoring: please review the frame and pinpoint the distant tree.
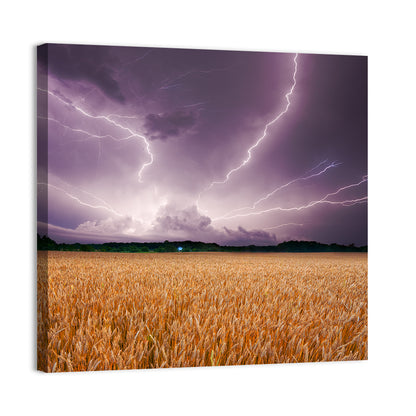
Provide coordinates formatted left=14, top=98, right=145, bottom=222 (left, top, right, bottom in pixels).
left=80, top=244, right=95, bottom=252
left=159, top=241, right=176, bottom=252
left=37, top=234, right=58, bottom=250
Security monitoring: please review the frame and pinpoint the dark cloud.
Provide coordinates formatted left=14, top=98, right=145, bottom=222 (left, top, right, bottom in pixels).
left=154, top=205, right=212, bottom=233
left=144, top=110, right=197, bottom=140
left=223, top=226, right=277, bottom=246
left=42, top=44, right=125, bottom=103
left=40, top=45, right=367, bottom=245
left=153, top=205, right=277, bottom=245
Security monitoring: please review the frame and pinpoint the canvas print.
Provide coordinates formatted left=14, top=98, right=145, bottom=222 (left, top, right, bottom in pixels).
left=37, top=44, right=367, bottom=372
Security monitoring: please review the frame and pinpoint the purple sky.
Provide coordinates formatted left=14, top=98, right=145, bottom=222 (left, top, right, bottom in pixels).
left=37, top=44, right=367, bottom=246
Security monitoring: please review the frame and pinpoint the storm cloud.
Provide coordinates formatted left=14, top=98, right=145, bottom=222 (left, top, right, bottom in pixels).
left=40, top=44, right=125, bottom=103
left=76, top=216, right=143, bottom=235
left=154, top=205, right=213, bottom=233
left=38, top=44, right=367, bottom=246
left=153, top=205, right=278, bottom=245
left=223, top=226, right=277, bottom=245
left=144, top=110, right=197, bottom=140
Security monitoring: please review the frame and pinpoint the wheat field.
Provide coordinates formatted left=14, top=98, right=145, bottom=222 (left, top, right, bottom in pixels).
left=37, top=251, right=367, bottom=372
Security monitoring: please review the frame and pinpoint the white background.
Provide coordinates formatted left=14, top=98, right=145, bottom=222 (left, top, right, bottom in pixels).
left=1, top=1, right=415, bottom=414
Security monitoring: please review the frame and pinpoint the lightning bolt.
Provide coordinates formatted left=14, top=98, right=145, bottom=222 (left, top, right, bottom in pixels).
left=38, top=88, right=154, bottom=182
left=263, top=223, right=303, bottom=230
left=118, top=50, right=151, bottom=71
left=39, top=115, right=149, bottom=166
left=212, top=176, right=368, bottom=221
left=38, top=183, right=124, bottom=217
left=305, top=159, right=329, bottom=174
left=159, top=67, right=229, bottom=90
left=38, top=116, right=121, bottom=142
left=181, top=102, right=207, bottom=108
left=106, top=114, right=139, bottom=120
left=218, top=160, right=340, bottom=219
left=51, top=177, right=123, bottom=214
left=201, top=53, right=298, bottom=197
left=74, top=87, right=97, bottom=106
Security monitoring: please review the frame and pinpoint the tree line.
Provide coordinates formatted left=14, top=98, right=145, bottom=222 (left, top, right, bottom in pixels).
left=37, top=234, right=367, bottom=253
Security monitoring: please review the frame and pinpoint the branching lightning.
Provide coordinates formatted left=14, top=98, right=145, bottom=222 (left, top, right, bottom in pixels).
left=263, top=223, right=303, bottom=230
left=181, top=102, right=207, bottom=108
left=38, top=183, right=124, bottom=217
left=201, top=53, right=298, bottom=196
left=38, top=88, right=154, bottom=182
left=39, top=115, right=149, bottom=165
left=212, top=176, right=368, bottom=221
left=305, top=159, right=329, bottom=174
left=119, top=50, right=152, bottom=71
left=38, top=116, right=120, bottom=142
left=159, top=67, right=229, bottom=90
left=39, top=49, right=367, bottom=245
left=106, top=114, right=138, bottom=120
left=218, top=160, right=340, bottom=219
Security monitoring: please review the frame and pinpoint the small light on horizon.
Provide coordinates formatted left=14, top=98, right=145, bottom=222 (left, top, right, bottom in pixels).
left=177, top=246, right=183, bottom=252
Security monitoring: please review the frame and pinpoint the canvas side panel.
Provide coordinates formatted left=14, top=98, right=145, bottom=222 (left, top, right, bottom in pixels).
left=37, top=44, right=49, bottom=372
